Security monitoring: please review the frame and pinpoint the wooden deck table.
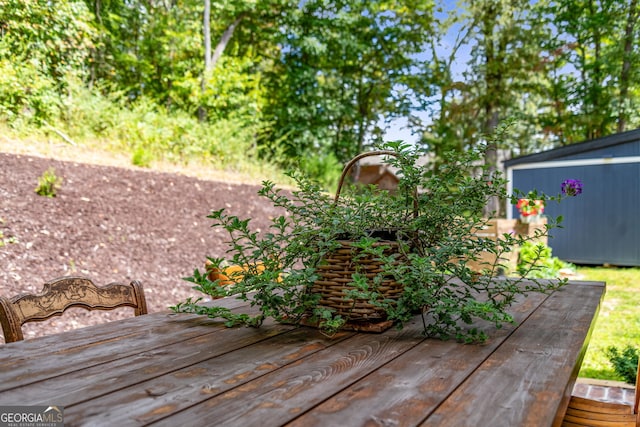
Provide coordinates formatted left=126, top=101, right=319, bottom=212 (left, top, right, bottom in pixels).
left=0, top=280, right=604, bottom=427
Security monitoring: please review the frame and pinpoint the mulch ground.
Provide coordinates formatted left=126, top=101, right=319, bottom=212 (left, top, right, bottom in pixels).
left=0, top=151, right=284, bottom=342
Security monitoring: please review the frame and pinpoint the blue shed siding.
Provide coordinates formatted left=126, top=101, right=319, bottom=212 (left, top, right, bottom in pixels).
left=511, top=162, right=640, bottom=266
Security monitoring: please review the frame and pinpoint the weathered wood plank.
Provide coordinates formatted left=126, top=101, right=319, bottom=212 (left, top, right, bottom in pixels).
left=0, top=297, right=256, bottom=392
left=151, top=316, right=429, bottom=426
left=0, top=294, right=251, bottom=359
left=0, top=314, right=210, bottom=390
left=0, top=318, right=296, bottom=406
left=62, top=328, right=357, bottom=426
left=284, top=291, right=551, bottom=427
left=421, top=281, right=605, bottom=427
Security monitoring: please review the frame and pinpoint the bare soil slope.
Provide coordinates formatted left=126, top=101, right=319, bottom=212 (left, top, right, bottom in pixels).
left=0, top=151, right=283, bottom=342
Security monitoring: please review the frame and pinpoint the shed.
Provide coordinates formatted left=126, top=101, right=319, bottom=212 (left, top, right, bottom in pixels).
left=504, top=128, right=640, bottom=266
left=352, top=153, right=432, bottom=192
left=355, top=164, right=400, bottom=192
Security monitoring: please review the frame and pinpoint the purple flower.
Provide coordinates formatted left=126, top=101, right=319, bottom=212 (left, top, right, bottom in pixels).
left=561, top=179, right=583, bottom=196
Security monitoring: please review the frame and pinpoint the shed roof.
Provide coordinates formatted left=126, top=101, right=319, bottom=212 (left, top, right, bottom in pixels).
left=504, top=128, right=640, bottom=167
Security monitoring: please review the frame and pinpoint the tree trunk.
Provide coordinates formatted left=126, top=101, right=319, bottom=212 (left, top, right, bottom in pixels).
left=484, top=110, right=500, bottom=217
left=88, top=0, right=103, bottom=89
left=210, top=14, right=245, bottom=69
left=203, top=0, right=211, bottom=71
left=586, top=0, right=604, bottom=139
left=199, top=0, right=211, bottom=122
left=200, top=9, right=245, bottom=122
left=481, top=3, right=501, bottom=218
left=617, top=0, right=638, bottom=132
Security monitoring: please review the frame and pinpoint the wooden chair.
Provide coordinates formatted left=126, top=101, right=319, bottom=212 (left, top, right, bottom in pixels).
left=562, top=361, right=640, bottom=426
left=0, top=276, right=148, bottom=343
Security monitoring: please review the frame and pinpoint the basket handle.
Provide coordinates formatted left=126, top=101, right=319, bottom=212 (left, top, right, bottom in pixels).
left=334, top=150, right=418, bottom=217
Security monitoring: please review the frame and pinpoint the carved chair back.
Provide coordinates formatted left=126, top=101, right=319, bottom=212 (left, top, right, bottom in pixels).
left=0, top=276, right=148, bottom=343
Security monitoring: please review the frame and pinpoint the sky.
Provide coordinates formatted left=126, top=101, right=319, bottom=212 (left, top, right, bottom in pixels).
left=383, top=0, right=467, bottom=145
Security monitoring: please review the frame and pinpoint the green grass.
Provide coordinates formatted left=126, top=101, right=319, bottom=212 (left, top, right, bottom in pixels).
left=577, top=266, right=640, bottom=382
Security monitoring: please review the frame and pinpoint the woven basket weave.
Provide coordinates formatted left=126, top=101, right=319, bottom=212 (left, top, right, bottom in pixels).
left=309, top=150, right=414, bottom=322
left=312, top=238, right=405, bottom=320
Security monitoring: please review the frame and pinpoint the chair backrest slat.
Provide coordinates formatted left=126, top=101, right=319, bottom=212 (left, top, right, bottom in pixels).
left=0, top=276, right=147, bottom=343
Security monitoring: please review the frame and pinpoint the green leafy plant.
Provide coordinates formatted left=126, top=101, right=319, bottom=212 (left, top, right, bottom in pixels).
left=517, top=241, right=575, bottom=279
left=35, top=167, right=62, bottom=198
left=132, top=147, right=152, bottom=168
left=605, top=345, right=639, bottom=384
left=173, top=138, right=579, bottom=343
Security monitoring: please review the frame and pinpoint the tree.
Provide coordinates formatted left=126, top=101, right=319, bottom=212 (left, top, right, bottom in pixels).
left=0, top=0, right=95, bottom=86
left=545, top=0, right=640, bottom=142
left=616, top=0, right=639, bottom=132
left=0, top=0, right=95, bottom=122
left=419, top=4, right=476, bottom=159
left=424, top=0, right=548, bottom=215
left=199, top=0, right=291, bottom=122
left=261, top=0, right=435, bottom=168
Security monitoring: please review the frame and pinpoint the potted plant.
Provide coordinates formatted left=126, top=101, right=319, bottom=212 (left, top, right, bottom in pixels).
left=172, top=139, right=581, bottom=342
left=516, top=198, right=545, bottom=223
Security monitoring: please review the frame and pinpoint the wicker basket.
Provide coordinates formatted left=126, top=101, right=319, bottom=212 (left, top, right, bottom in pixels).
left=312, top=238, right=405, bottom=321
left=309, top=150, right=415, bottom=322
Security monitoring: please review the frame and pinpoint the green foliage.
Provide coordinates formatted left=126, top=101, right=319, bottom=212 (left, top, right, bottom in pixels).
left=517, top=241, right=575, bottom=279
left=109, top=102, right=259, bottom=166
left=297, top=150, right=342, bottom=192
left=83, top=0, right=203, bottom=106
left=59, top=78, right=124, bottom=138
left=131, top=147, right=152, bottom=168
left=543, top=0, right=638, bottom=141
left=201, top=55, right=267, bottom=124
left=605, top=345, right=639, bottom=384
left=2, top=0, right=639, bottom=171
left=261, top=0, right=436, bottom=164
left=0, top=230, right=17, bottom=247
left=0, top=0, right=95, bottom=84
left=424, top=0, right=640, bottom=158
left=53, top=79, right=262, bottom=170
left=0, top=60, right=60, bottom=126
left=35, top=168, right=63, bottom=198
left=173, top=139, right=576, bottom=342
left=0, top=0, right=93, bottom=126
left=0, top=70, right=280, bottom=180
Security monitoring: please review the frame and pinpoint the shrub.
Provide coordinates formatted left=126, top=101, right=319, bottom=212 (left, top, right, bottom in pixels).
left=35, top=168, right=62, bottom=198
left=517, top=241, right=575, bottom=279
left=0, top=59, right=61, bottom=126
left=132, top=147, right=152, bottom=168
left=605, top=345, right=639, bottom=384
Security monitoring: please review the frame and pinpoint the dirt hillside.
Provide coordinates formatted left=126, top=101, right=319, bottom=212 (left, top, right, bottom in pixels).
left=0, top=149, right=283, bottom=343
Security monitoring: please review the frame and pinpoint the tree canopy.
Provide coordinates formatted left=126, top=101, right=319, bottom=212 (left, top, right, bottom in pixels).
left=1, top=0, right=638, bottom=182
